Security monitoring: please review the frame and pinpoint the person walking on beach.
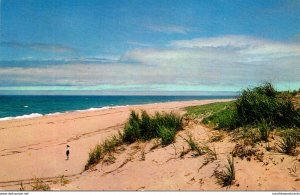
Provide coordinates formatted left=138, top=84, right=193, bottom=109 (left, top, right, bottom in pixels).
left=66, top=145, right=70, bottom=160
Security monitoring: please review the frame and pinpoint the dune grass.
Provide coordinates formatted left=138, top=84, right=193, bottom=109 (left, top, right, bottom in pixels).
left=85, top=132, right=123, bottom=170
left=214, top=156, right=235, bottom=187
left=85, top=110, right=183, bottom=170
left=183, top=135, right=204, bottom=156
left=257, top=119, right=272, bottom=141
left=187, top=82, right=300, bottom=131
left=186, top=101, right=235, bottom=117
left=278, top=130, right=298, bottom=155
left=31, top=178, right=51, bottom=191
left=186, top=82, right=299, bottom=157
left=203, top=108, right=239, bottom=130
left=235, top=82, right=300, bottom=128
left=182, top=134, right=217, bottom=158
left=123, top=110, right=183, bottom=144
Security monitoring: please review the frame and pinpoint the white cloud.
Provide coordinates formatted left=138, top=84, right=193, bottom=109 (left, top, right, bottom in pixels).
left=0, top=35, right=299, bottom=93
left=121, top=35, right=300, bottom=88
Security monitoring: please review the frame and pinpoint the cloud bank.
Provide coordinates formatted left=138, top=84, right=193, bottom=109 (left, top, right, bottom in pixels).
left=0, top=35, right=299, bottom=94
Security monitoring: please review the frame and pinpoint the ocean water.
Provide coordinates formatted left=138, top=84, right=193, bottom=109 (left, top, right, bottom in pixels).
left=0, top=95, right=235, bottom=120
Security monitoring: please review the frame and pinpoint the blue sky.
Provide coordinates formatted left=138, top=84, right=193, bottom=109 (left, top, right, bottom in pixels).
left=0, top=0, right=299, bottom=95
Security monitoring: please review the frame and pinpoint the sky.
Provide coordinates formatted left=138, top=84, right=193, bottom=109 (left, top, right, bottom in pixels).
left=0, top=0, right=300, bottom=95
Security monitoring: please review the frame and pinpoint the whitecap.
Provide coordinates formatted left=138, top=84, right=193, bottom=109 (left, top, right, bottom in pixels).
left=0, top=113, right=43, bottom=121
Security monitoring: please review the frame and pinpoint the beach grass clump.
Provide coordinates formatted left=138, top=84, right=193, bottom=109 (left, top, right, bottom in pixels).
left=31, top=178, right=51, bottom=191
left=85, top=133, right=123, bottom=170
left=85, top=145, right=103, bottom=170
left=158, top=126, right=177, bottom=145
left=123, top=110, right=183, bottom=144
left=102, top=133, right=123, bottom=153
left=278, top=130, right=298, bottom=155
left=183, top=135, right=204, bottom=156
left=123, top=111, right=142, bottom=143
left=214, top=156, right=235, bottom=187
left=257, top=119, right=272, bottom=141
left=182, top=134, right=216, bottom=157
left=236, top=82, right=300, bottom=128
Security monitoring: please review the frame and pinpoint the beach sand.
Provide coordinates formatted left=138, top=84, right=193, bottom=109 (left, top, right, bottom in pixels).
left=0, top=99, right=299, bottom=191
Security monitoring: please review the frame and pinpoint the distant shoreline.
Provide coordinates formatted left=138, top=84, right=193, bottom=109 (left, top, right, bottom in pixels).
left=0, top=96, right=236, bottom=121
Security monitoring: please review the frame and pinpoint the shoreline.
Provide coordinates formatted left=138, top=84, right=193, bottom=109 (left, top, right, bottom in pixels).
left=0, top=98, right=234, bottom=122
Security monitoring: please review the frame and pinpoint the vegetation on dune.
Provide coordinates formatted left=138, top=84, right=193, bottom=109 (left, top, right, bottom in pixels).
left=214, top=156, right=235, bottom=187
left=85, top=132, right=123, bottom=170
left=187, top=82, right=300, bottom=131
left=277, top=130, right=298, bottom=155
left=186, top=82, right=300, bottom=158
left=123, top=110, right=183, bottom=144
left=186, top=101, right=235, bottom=117
left=235, top=82, right=300, bottom=128
left=84, top=82, right=298, bottom=176
left=203, top=108, right=239, bottom=130
left=85, top=110, right=184, bottom=170
left=183, top=134, right=204, bottom=156
left=31, top=178, right=51, bottom=191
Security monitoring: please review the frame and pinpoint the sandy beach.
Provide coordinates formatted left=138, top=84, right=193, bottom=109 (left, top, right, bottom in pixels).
left=0, top=99, right=299, bottom=191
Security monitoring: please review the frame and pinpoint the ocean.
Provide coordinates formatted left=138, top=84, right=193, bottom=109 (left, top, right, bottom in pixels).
left=0, top=95, right=236, bottom=120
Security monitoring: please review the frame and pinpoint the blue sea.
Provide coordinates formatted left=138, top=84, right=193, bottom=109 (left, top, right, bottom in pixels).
left=0, top=95, right=235, bottom=120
